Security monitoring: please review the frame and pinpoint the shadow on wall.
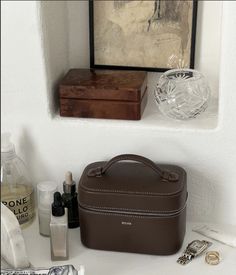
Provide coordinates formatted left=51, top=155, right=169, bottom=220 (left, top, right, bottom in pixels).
left=140, top=139, right=224, bottom=224
left=19, top=128, right=51, bottom=186
left=39, top=1, right=70, bottom=117
left=186, top=166, right=220, bottom=223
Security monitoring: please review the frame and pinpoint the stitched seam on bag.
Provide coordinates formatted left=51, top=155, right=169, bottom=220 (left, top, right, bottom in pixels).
left=80, top=207, right=184, bottom=219
left=79, top=202, right=185, bottom=213
left=79, top=182, right=185, bottom=196
left=79, top=163, right=185, bottom=196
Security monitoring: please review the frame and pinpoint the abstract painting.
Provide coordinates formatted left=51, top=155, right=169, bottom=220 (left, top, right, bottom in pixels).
left=90, top=0, right=198, bottom=71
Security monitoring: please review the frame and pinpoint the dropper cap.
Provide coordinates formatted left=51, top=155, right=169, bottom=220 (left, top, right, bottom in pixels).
left=51, top=192, right=65, bottom=217
left=63, top=171, right=76, bottom=194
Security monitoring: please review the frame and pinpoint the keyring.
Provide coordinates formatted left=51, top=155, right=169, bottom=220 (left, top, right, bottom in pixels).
left=205, top=251, right=220, bottom=265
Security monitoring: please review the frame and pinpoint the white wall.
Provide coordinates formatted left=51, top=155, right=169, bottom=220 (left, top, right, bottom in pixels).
left=67, top=0, right=90, bottom=69
left=194, top=1, right=222, bottom=98
left=40, top=1, right=70, bottom=116
left=1, top=1, right=236, bottom=225
left=1, top=1, right=48, bottom=119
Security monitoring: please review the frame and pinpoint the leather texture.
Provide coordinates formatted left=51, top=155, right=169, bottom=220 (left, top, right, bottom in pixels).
left=78, top=154, right=187, bottom=255
left=87, top=154, right=179, bottom=181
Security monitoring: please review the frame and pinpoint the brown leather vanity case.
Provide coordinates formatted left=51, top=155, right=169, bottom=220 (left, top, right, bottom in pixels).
left=59, top=69, right=147, bottom=120
left=78, top=154, right=187, bottom=255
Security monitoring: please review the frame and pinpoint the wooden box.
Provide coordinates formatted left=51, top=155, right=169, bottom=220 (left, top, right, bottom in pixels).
left=59, top=69, right=147, bottom=120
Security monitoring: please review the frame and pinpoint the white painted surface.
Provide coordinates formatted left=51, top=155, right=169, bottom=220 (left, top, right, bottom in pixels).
left=1, top=1, right=48, bottom=118
left=194, top=1, right=222, bottom=97
left=1, top=1, right=236, bottom=228
left=22, top=218, right=236, bottom=275
left=67, top=0, right=90, bottom=69
left=39, top=1, right=70, bottom=116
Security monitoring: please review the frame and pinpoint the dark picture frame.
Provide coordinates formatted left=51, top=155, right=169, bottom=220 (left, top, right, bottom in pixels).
left=89, top=0, right=198, bottom=72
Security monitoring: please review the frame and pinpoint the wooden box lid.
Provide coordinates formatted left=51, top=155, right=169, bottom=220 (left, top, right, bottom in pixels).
left=59, top=69, right=147, bottom=102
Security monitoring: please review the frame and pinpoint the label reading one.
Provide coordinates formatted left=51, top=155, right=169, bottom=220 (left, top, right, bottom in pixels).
left=2, top=192, right=34, bottom=225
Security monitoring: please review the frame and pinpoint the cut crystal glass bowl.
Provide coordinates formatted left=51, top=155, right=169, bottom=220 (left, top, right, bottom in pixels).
left=154, top=69, right=210, bottom=120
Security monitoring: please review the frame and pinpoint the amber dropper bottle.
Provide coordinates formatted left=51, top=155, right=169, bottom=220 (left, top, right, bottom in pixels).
left=62, top=171, right=80, bottom=228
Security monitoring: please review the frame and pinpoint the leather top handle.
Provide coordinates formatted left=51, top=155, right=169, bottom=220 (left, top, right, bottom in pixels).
left=87, top=154, right=179, bottom=182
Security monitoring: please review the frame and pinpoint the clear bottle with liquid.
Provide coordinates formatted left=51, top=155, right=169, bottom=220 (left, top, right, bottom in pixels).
left=1, top=133, right=35, bottom=227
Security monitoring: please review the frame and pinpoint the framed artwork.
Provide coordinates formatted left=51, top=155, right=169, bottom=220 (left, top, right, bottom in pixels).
left=89, top=0, right=198, bottom=72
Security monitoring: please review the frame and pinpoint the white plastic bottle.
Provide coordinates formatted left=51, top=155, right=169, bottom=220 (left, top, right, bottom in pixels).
left=50, top=192, right=68, bottom=261
left=1, top=133, right=35, bottom=227
left=37, top=181, right=58, bottom=236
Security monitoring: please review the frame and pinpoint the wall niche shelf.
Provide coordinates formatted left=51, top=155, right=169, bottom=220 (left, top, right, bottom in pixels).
left=54, top=73, right=219, bottom=132
left=40, top=1, right=221, bottom=132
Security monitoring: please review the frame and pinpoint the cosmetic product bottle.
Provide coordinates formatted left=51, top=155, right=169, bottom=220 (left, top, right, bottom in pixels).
left=62, top=171, right=80, bottom=228
left=50, top=192, right=68, bottom=261
left=1, top=133, right=35, bottom=227
left=37, top=181, right=58, bottom=236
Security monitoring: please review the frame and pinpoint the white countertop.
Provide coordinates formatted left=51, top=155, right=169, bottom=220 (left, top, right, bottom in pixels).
left=22, top=218, right=236, bottom=275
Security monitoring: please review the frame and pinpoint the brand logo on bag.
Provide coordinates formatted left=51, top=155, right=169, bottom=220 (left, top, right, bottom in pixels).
left=121, top=221, right=132, bottom=226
